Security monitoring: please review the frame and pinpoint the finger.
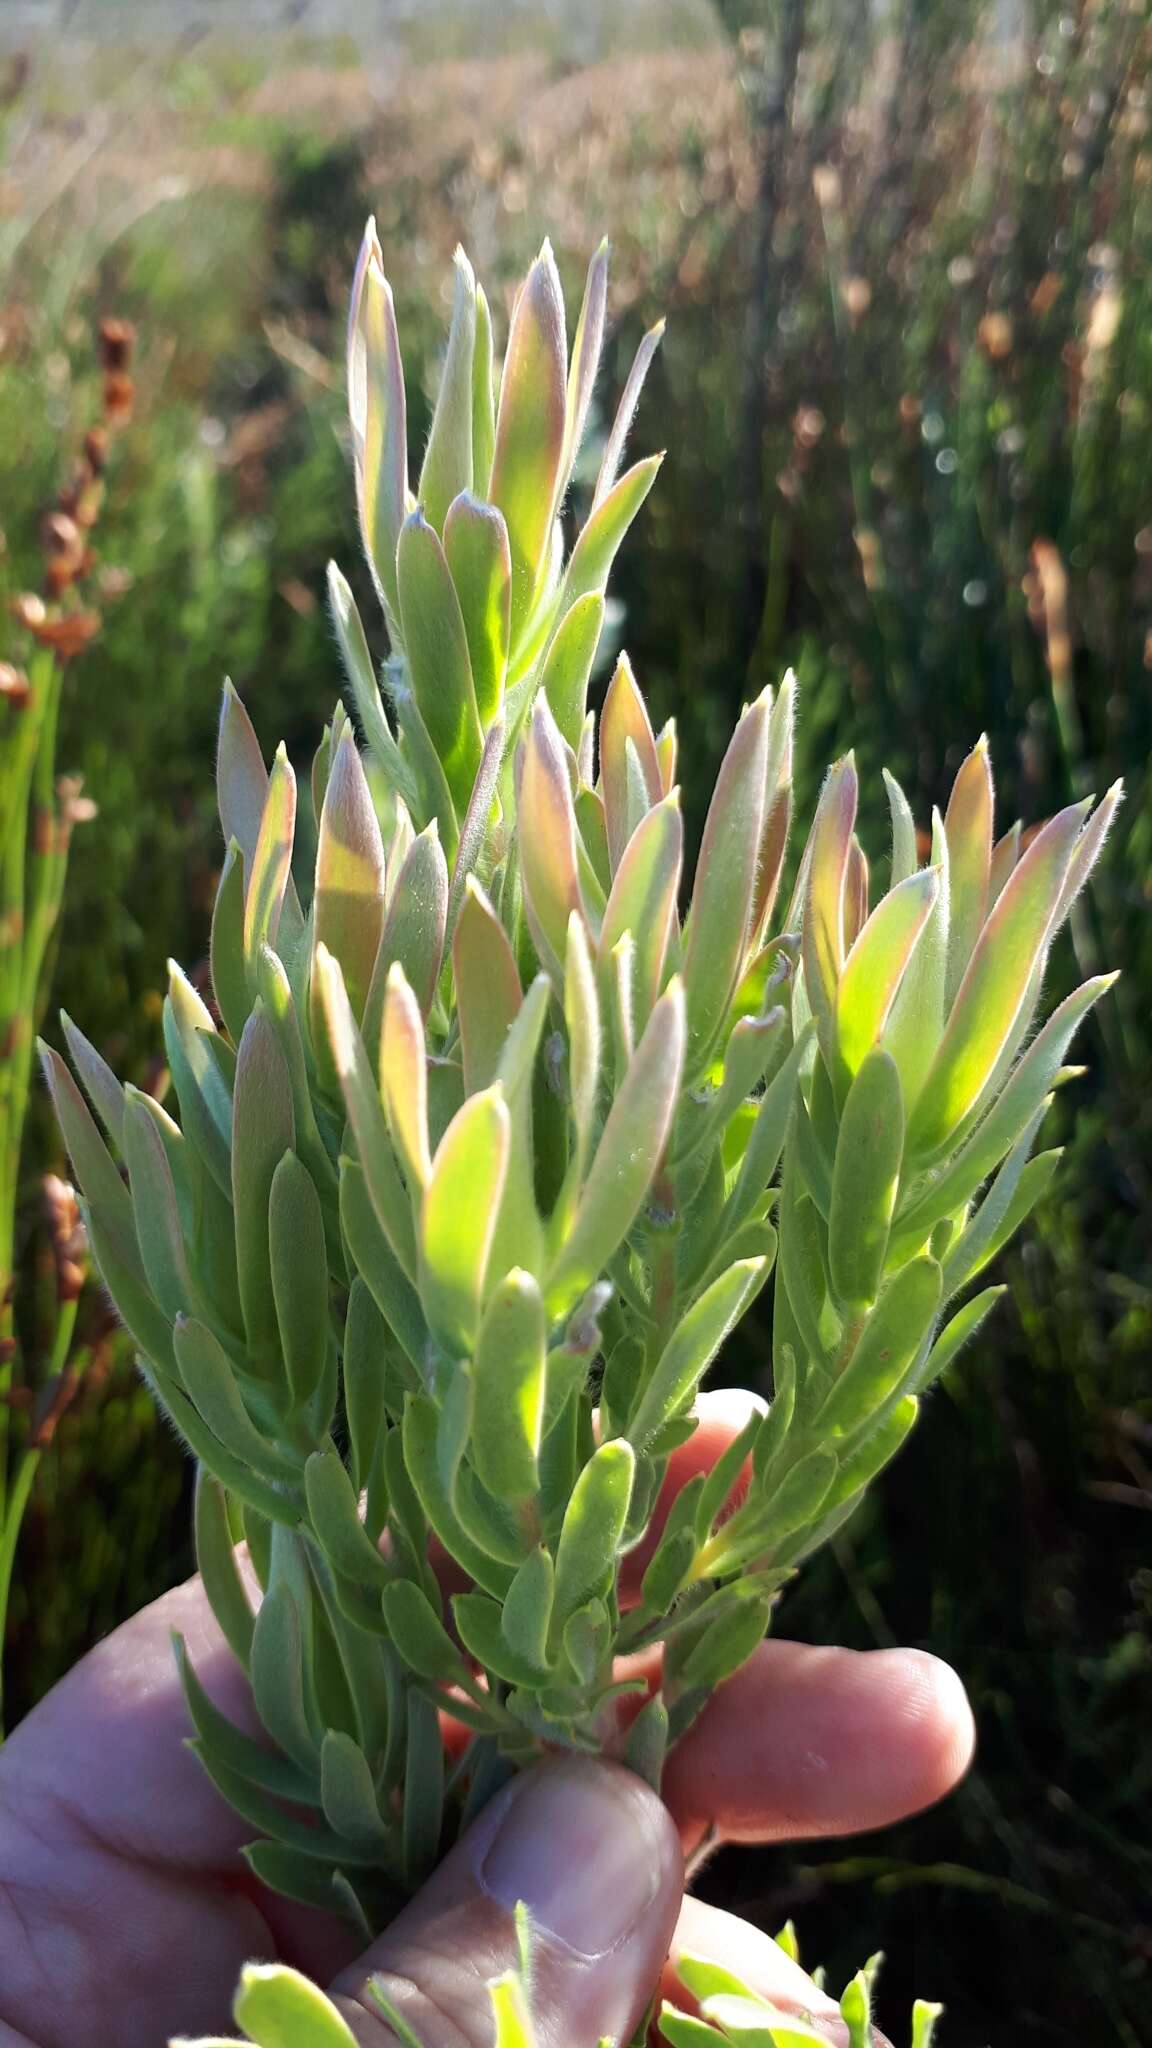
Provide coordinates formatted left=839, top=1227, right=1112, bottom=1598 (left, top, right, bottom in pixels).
left=2, top=1566, right=261, bottom=1868
left=328, top=1757, right=683, bottom=2047
left=662, top=1895, right=894, bottom=2048
left=662, top=1639, right=976, bottom=1852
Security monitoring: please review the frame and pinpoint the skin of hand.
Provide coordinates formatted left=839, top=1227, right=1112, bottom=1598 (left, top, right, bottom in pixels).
left=0, top=1394, right=975, bottom=2048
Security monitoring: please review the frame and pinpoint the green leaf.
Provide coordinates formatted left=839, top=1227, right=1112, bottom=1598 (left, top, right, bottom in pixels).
left=41, top=1040, right=142, bottom=1278
left=908, top=798, right=1092, bottom=1156
left=316, top=945, right=417, bottom=1283
left=683, top=692, right=772, bottom=1072
left=599, top=792, right=683, bottom=1027
left=883, top=766, right=919, bottom=889
left=629, top=1259, right=767, bottom=1449
left=547, top=979, right=685, bottom=1315
left=339, top=1157, right=427, bottom=1371
left=486, top=1972, right=536, bottom=2048
left=419, top=1085, right=510, bottom=1353
left=402, top=1394, right=515, bottom=1599
left=233, top=1962, right=360, bottom=2048
left=453, top=876, right=523, bottom=1093
left=418, top=248, right=477, bottom=533
left=453, top=1590, right=548, bottom=1688
left=310, top=728, right=386, bottom=1040
left=718, top=1025, right=810, bottom=1244
left=563, top=910, right=601, bottom=1186
left=326, top=562, right=417, bottom=810
left=210, top=841, right=251, bottom=1044
left=677, top=1581, right=772, bottom=1690
left=249, top=1577, right=318, bottom=1772
left=942, top=1145, right=1061, bottom=1299
left=174, top=1317, right=297, bottom=1481
left=501, top=1545, right=555, bottom=1675
left=801, top=755, right=858, bottom=1065
left=243, top=745, right=299, bottom=978
left=561, top=237, right=609, bottom=491
left=381, top=1578, right=465, bottom=1683
left=815, top=1258, right=943, bottom=1436
left=623, top=1691, right=669, bottom=1791
left=472, top=1268, right=546, bottom=1500
left=444, top=491, right=510, bottom=727
left=472, top=281, right=496, bottom=496
left=268, top=1152, right=331, bottom=1415
left=397, top=509, right=483, bottom=809
left=943, top=736, right=993, bottom=1004
left=164, top=963, right=234, bottom=1194
left=402, top=1686, right=444, bottom=1885
left=305, top=1446, right=391, bottom=1588
left=593, top=317, right=664, bottom=508
left=193, top=1468, right=255, bottom=1670
left=552, top=1439, right=635, bottom=1630
left=118, top=1090, right=193, bottom=1322
left=348, top=223, right=407, bottom=621
left=342, top=1278, right=388, bottom=1496
left=519, top=696, right=584, bottom=975
left=58, top=1009, right=126, bottom=1149
left=538, top=590, right=604, bottom=750
left=174, top=1632, right=311, bottom=1801
left=600, top=652, right=664, bottom=870
left=232, top=1007, right=295, bottom=1362
left=489, top=240, right=567, bottom=640
left=891, top=972, right=1117, bottom=1257
left=379, top=964, right=431, bottom=1195
left=917, top=1285, right=1004, bottom=1392
left=827, top=1051, right=905, bottom=1309
left=366, top=823, right=449, bottom=1046
left=835, top=869, right=938, bottom=1082
left=554, top=454, right=662, bottom=618
left=217, top=678, right=269, bottom=870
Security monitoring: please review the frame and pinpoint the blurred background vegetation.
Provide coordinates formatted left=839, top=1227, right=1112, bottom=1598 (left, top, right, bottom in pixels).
left=1, top=1, right=1149, bottom=2039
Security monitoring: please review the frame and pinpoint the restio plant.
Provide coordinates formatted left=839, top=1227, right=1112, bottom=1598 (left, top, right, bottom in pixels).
left=43, top=227, right=1118, bottom=2038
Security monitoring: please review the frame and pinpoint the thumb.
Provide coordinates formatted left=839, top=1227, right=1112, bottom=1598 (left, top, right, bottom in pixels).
left=328, top=1755, right=684, bottom=2046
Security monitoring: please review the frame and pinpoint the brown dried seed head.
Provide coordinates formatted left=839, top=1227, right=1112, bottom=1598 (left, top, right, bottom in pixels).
left=84, top=425, right=110, bottom=474
left=0, top=662, right=31, bottom=707
left=103, top=371, right=135, bottom=425
left=97, top=317, right=136, bottom=374
left=30, top=609, right=102, bottom=658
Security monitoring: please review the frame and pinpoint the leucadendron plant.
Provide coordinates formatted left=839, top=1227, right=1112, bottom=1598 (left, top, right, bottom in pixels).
left=43, top=227, right=1119, bottom=2041
left=169, top=1921, right=944, bottom=2048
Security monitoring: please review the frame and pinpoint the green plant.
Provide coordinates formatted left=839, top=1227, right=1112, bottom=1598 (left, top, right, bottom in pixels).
left=44, top=226, right=1118, bottom=1969
left=169, top=1925, right=943, bottom=2048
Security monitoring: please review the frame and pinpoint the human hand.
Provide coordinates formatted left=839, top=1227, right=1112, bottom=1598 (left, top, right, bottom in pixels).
left=0, top=1394, right=974, bottom=2047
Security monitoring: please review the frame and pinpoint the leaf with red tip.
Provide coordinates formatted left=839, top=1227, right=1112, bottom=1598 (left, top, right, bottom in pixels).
left=560, top=238, right=609, bottom=499
left=310, top=729, right=386, bottom=1030
left=380, top=964, right=431, bottom=1194
left=598, top=792, right=683, bottom=1026
left=943, top=737, right=994, bottom=1003
left=519, top=698, right=585, bottom=974
left=683, top=694, right=772, bottom=1072
left=835, top=868, right=939, bottom=1081
left=593, top=318, right=664, bottom=509
left=908, top=799, right=1092, bottom=1157
left=802, top=756, right=859, bottom=1062
left=600, top=653, right=663, bottom=870
left=490, top=241, right=568, bottom=639
left=348, top=223, right=407, bottom=621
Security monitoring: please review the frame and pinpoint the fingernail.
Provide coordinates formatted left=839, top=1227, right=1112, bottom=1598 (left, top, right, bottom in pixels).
left=477, top=1756, right=666, bottom=1958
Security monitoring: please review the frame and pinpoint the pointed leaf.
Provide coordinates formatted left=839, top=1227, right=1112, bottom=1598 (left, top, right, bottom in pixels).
left=827, top=1051, right=905, bottom=1308
left=453, top=877, right=523, bottom=1093
left=443, top=491, right=510, bottom=727
left=419, top=1086, right=510, bottom=1352
left=490, top=241, right=567, bottom=639
left=418, top=247, right=476, bottom=533
left=473, top=1268, right=546, bottom=1500
left=396, top=509, right=483, bottom=807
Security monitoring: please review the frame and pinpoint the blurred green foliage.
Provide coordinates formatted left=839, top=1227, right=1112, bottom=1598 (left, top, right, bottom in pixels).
left=0, top=4, right=1148, bottom=2038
